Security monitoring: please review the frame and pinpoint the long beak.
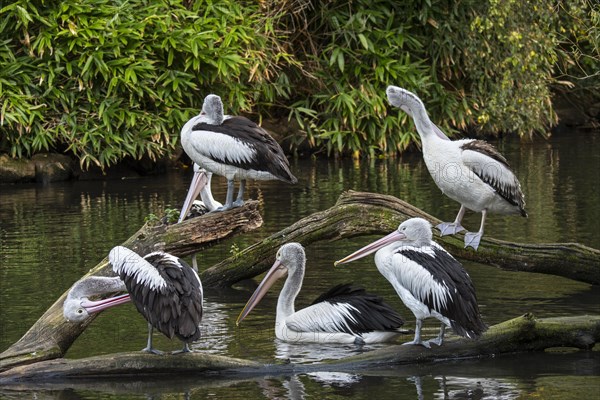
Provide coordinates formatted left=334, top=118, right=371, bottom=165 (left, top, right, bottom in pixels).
left=178, top=169, right=209, bottom=223
left=334, top=230, right=406, bottom=265
left=81, top=293, right=131, bottom=314
left=236, top=260, right=288, bottom=325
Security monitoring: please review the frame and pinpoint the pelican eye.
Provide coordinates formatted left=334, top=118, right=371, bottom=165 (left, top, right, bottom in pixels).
left=77, top=309, right=83, bottom=314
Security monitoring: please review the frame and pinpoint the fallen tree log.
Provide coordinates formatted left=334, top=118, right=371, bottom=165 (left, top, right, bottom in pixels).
left=0, top=202, right=262, bottom=373
left=201, top=191, right=600, bottom=287
left=2, top=191, right=597, bottom=374
left=0, top=314, right=597, bottom=383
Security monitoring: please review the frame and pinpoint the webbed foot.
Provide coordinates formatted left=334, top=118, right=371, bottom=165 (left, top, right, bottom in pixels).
left=402, top=340, right=431, bottom=349
left=464, top=231, right=483, bottom=250
left=436, top=222, right=465, bottom=236
left=141, top=347, right=163, bottom=355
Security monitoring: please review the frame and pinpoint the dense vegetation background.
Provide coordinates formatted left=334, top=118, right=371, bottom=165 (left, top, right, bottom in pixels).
left=1, top=0, right=598, bottom=168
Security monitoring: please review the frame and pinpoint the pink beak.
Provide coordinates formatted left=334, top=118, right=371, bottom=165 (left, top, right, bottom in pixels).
left=334, top=230, right=406, bottom=265
left=80, top=293, right=131, bottom=314
left=236, top=259, right=288, bottom=325
left=178, top=168, right=209, bottom=223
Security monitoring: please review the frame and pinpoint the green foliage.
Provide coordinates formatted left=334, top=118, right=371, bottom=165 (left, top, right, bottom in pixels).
left=0, top=0, right=295, bottom=168
left=1, top=0, right=598, bottom=165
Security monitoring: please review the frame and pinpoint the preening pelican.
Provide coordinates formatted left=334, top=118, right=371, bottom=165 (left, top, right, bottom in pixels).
left=64, top=247, right=204, bottom=354
left=108, top=246, right=203, bottom=353
left=237, top=243, right=404, bottom=344
left=335, top=218, right=487, bottom=348
left=178, top=163, right=223, bottom=223
left=180, top=94, right=297, bottom=211
left=386, top=86, right=527, bottom=250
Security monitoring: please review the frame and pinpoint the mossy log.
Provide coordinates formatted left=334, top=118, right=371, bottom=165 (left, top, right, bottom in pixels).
left=0, top=202, right=262, bottom=373
left=201, top=191, right=600, bottom=287
left=0, top=314, right=598, bottom=383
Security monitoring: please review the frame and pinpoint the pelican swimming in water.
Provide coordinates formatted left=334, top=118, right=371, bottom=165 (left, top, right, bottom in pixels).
left=386, top=86, right=527, bottom=250
left=237, top=242, right=405, bottom=344
left=335, top=218, right=487, bottom=348
left=180, top=94, right=297, bottom=211
left=64, top=246, right=203, bottom=354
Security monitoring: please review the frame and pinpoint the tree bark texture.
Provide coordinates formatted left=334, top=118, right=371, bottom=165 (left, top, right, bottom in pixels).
left=0, top=314, right=597, bottom=383
left=0, top=202, right=262, bottom=373
left=201, top=191, right=600, bottom=288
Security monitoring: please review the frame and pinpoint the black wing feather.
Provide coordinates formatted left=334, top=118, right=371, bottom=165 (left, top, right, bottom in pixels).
left=311, top=283, right=404, bottom=334
left=192, top=116, right=297, bottom=183
left=118, top=253, right=203, bottom=344
left=398, top=247, right=487, bottom=338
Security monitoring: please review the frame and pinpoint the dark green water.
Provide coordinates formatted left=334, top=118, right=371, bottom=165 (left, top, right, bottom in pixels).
left=1, top=129, right=599, bottom=399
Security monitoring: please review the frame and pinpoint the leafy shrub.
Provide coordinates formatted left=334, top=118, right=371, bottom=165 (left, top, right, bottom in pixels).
left=0, top=0, right=296, bottom=168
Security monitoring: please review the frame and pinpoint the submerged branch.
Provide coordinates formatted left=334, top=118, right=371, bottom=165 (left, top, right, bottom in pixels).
left=0, top=314, right=597, bottom=383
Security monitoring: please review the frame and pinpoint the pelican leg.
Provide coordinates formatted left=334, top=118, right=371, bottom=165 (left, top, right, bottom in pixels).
left=436, top=205, right=466, bottom=236
left=402, top=319, right=430, bottom=348
left=464, top=209, right=486, bottom=250
left=214, top=179, right=235, bottom=212
left=232, top=179, right=246, bottom=208
left=425, top=324, right=446, bottom=347
left=142, top=323, right=163, bottom=355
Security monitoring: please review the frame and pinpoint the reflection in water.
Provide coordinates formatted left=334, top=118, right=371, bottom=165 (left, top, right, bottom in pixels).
left=274, top=339, right=374, bottom=364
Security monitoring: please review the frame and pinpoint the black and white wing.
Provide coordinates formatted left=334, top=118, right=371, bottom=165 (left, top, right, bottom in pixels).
left=460, top=139, right=527, bottom=215
left=285, top=284, right=403, bottom=336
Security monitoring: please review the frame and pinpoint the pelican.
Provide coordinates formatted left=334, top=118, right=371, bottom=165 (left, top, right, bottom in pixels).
left=335, top=218, right=487, bottom=348
left=180, top=94, right=298, bottom=211
left=386, top=86, right=527, bottom=250
left=178, top=163, right=223, bottom=223
left=63, top=246, right=204, bottom=354
left=237, top=242, right=405, bottom=344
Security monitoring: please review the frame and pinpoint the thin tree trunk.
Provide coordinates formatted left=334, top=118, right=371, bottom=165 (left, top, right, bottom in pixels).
left=201, top=191, right=600, bottom=287
left=0, top=314, right=597, bottom=382
left=0, top=202, right=262, bottom=373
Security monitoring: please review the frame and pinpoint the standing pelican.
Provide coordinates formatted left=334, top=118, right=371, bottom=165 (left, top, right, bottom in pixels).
left=64, top=247, right=204, bottom=354
left=237, top=243, right=404, bottom=344
left=180, top=94, right=297, bottom=211
left=335, top=218, right=487, bottom=348
left=386, top=86, right=527, bottom=250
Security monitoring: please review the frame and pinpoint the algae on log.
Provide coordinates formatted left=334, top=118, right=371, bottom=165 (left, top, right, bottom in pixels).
left=0, top=202, right=262, bottom=373
left=0, top=314, right=598, bottom=383
left=201, top=191, right=600, bottom=287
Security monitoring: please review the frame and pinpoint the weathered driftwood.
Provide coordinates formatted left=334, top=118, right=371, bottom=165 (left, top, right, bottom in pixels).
left=0, top=314, right=597, bottom=383
left=0, top=202, right=262, bottom=373
left=202, top=191, right=600, bottom=287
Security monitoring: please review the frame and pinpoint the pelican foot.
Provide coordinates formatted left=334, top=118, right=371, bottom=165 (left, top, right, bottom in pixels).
left=141, top=347, right=163, bottom=355
left=172, top=343, right=193, bottom=354
left=354, top=336, right=366, bottom=345
left=436, top=222, right=465, bottom=236
left=424, top=337, right=443, bottom=347
left=232, top=199, right=245, bottom=208
left=211, top=205, right=232, bottom=213
left=464, top=232, right=483, bottom=250
left=402, top=340, right=431, bottom=349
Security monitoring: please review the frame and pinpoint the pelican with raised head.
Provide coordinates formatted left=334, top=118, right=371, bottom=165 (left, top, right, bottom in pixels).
left=335, top=218, right=487, bottom=348
left=386, top=86, right=527, bottom=250
left=237, top=242, right=405, bottom=344
left=180, top=94, right=297, bottom=211
left=64, top=246, right=204, bottom=354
